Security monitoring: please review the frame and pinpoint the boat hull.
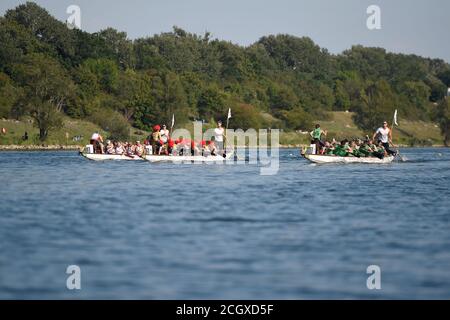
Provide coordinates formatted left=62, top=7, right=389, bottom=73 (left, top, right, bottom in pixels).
left=303, top=154, right=394, bottom=164
left=80, top=152, right=144, bottom=161
left=80, top=152, right=233, bottom=163
left=144, top=153, right=232, bottom=163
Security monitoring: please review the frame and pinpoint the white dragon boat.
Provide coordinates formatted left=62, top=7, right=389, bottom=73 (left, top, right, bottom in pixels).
left=80, top=143, right=234, bottom=162
left=80, top=152, right=233, bottom=162
left=302, top=153, right=395, bottom=164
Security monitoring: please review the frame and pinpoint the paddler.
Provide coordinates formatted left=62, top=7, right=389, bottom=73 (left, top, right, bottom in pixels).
left=359, top=140, right=374, bottom=157
left=134, top=141, right=144, bottom=157
left=373, top=121, right=397, bottom=156
left=105, top=140, right=115, bottom=154
left=333, top=139, right=349, bottom=157
left=310, top=124, right=327, bottom=155
left=371, top=142, right=386, bottom=159
left=114, top=141, right=124, bottom=155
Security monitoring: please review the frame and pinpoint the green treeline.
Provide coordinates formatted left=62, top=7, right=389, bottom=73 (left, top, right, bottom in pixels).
left=0, top=2, right=449, bottom=144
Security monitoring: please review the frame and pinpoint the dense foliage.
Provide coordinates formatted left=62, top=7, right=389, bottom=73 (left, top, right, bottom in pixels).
left=1, top=2, right=449, bottom=142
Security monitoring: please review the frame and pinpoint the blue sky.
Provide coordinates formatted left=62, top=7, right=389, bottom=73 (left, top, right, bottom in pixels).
left=1, top=0, right=449, bottom=62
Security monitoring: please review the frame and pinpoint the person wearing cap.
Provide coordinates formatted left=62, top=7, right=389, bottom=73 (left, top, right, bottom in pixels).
left=373, top=121, right=396, bottom=156
left=151, top=125, right=162, bottom=155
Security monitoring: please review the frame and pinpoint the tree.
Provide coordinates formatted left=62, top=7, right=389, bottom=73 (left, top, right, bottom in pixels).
left=334, top=80, right=350, bottom=111
left=97, top=28, right=134, bottom=69
left=2, top=2, right=450, bottom=141
left=402, top=81, right=431, bottom=117
left=352, top=80, right=397, bottom=132
left=197, top=85, right=227, bottom=121
left=116, top=69, right=152, bottom=122
left=89, top=108, right=129, bottom=141
left=279, top=107, right=313, bottom=130
left=12, top=53, right=74, bottom=140
left=0, top=72, right=21, bottom=118
left=82, top=58, right=119, bottom=93
left=267, top=84, right=298, bottom=116
left=5, top=2, right=76, bottom=66
left=434, top=99, right=450, bottom=146
left=437, top=69, right=450, bottom=87
left=230, top=103, right=263, bottom=130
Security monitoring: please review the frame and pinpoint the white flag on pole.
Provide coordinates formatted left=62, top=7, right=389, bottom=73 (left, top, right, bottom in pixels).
left=171, top=114, right=175, bottom=127
left=393, top=109, right=398, bottom=126
left=227, top=108, right=232, bottom=120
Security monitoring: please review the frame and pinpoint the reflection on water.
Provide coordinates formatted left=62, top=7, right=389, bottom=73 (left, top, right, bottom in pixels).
left=0, top=148, right=449, bottom=299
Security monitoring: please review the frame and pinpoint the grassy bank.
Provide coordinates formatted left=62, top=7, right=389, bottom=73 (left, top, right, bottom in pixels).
left=0, top=117, right=148, bottom=147
left=1, top=111, right=445, bottom=149
left=279, top=112, right=444, bottom=147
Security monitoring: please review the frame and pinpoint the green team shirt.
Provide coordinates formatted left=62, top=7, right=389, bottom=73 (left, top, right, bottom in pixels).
left=359, top=145, right=372, bottom=156
left=333, top=145, right=348, bottom=157
left=312, top=128, right=323, bottom=140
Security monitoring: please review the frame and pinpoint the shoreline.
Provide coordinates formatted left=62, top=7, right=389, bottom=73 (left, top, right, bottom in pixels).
left=0, top=144, right=447, bottom=151
left=0, top=145, right=82, bottom=151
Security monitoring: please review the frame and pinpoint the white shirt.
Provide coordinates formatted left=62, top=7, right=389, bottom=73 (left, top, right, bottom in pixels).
left=214, top=127, right=224, bottom=142
left=91, top=133, right=100, bottom=140
left=160, top=129, right=169, bottom=143
left=376, top=127, right=390, bottom=143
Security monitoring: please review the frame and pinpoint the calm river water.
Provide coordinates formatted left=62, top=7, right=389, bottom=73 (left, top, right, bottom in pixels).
left=0, top=148, right=449, bottom=299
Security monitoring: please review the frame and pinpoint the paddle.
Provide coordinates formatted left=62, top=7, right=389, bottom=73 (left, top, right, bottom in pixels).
left=222, top=108, right=233, bottom=158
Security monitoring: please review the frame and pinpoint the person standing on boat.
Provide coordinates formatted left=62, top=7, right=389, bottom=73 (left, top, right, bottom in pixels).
left=310, top=124, right=327, bottom=154
left=214, top=120, right=225, bottom=154
left=151, top=125, right=162, bottom=155
left=90, top=132, right=104, bottom=154
left=160, top=124, right=170, bottom=144
left=372, top=121, right=396, bottom=156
